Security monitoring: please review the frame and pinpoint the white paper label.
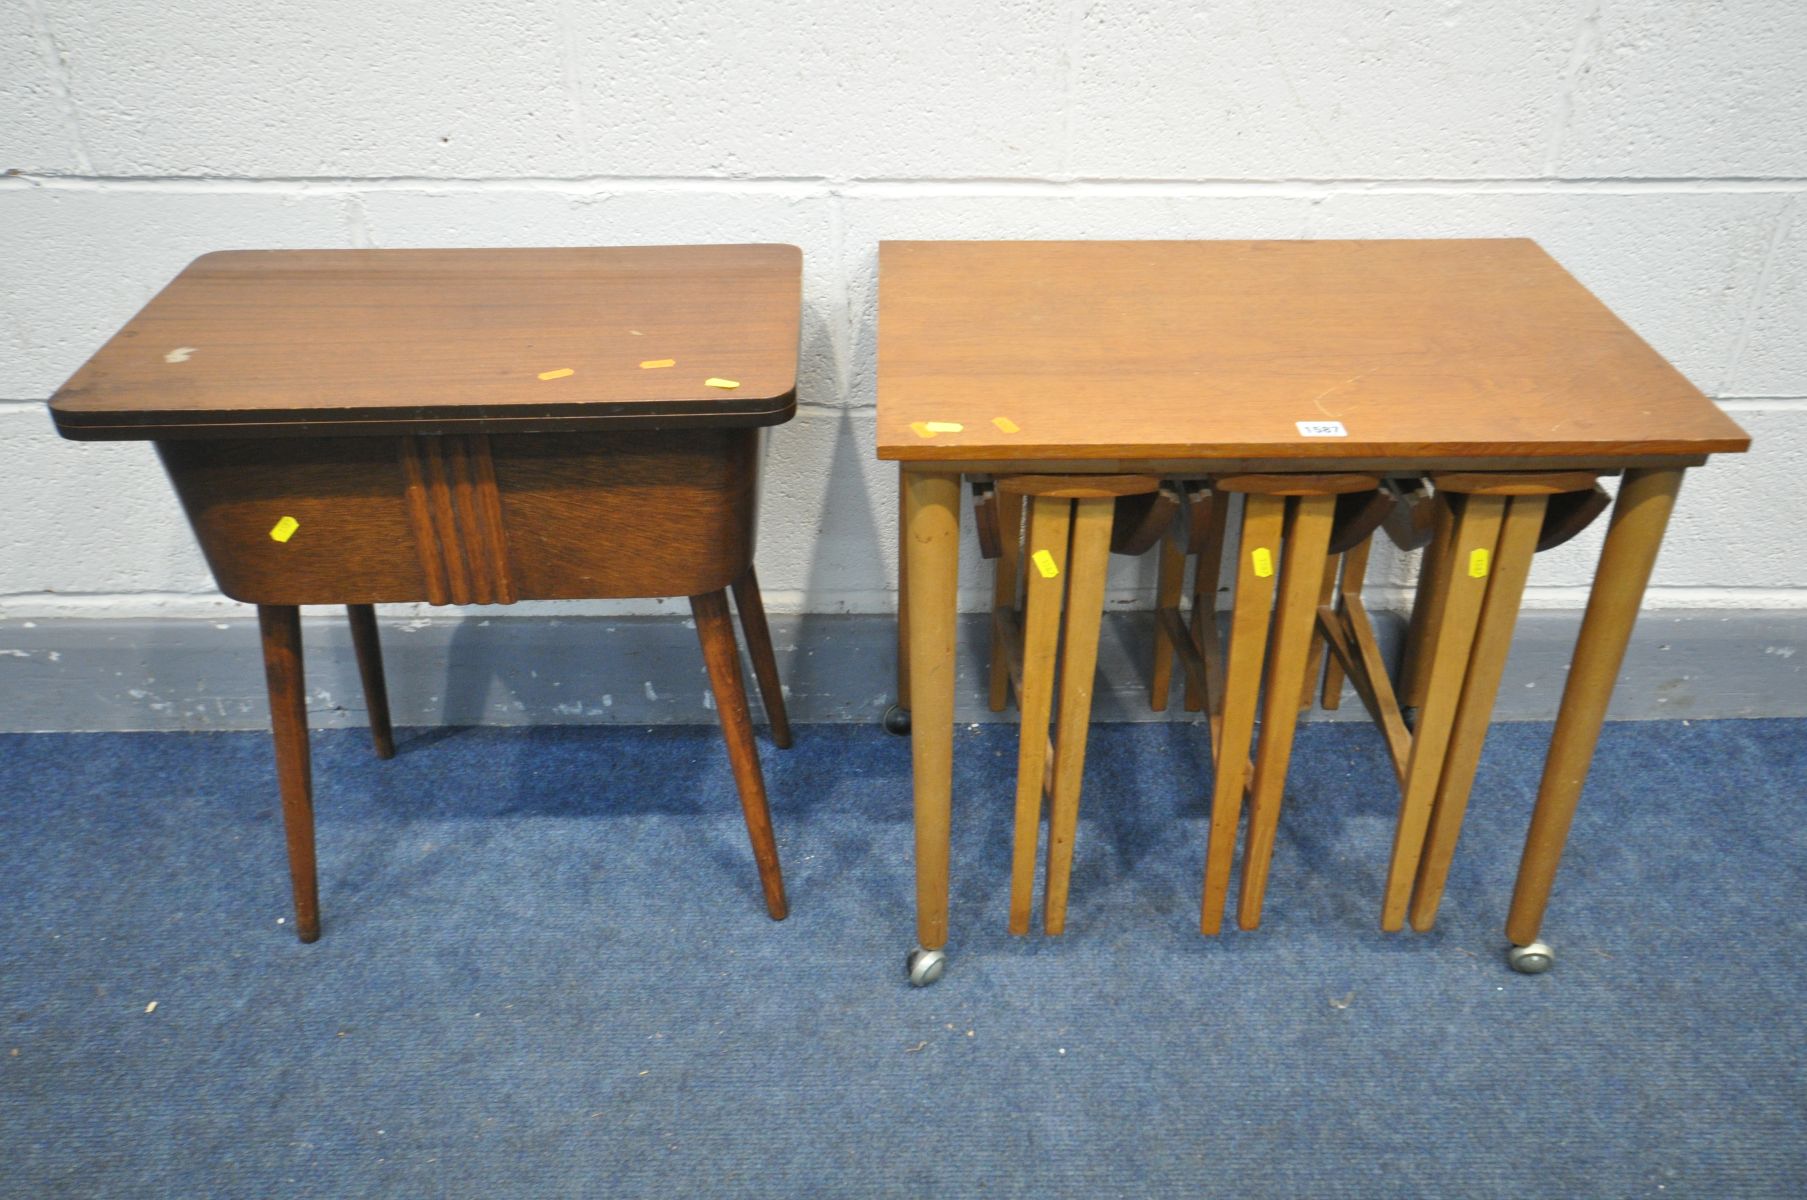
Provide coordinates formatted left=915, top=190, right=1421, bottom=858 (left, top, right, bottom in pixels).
left=1295, top=420, right=1347, bottom=437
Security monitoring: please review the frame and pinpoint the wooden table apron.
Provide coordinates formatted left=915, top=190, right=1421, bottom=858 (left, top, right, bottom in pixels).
left=896, top=455, right=1696, bottom=954
left=157, top=427, right=762, bottom=606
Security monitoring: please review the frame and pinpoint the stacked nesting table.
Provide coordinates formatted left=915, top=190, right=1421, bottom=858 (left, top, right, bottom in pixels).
left=877, top=239, right=1749, bottom=984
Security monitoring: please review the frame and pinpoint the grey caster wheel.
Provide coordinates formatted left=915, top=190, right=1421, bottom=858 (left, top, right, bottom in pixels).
left=883, top=704, right=912, bottom=736
left=906, top=946, right=946, bottom=987
left=1507, top=941, right=1554, bottom=974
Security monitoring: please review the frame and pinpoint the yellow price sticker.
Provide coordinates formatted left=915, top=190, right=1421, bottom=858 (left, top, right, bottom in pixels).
left=537, top=368, right=575, bottom=381
left=269, top=516, right=300, bottom=544
left=1251, top=547, right=1274, bottom=578
left=705, top=377, right=740, bottom=389
left=640, top=358, right=675, bottom=369
left=1468, top=548, right=1490, bottom=578
left=992, top=416, right=1020, bottom=433
left=1032, top=549, right=1060, bottom=579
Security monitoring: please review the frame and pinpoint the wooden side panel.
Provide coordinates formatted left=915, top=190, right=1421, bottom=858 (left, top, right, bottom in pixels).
left=491, top=428, right=758, bottom=600
left=159, top=437, right=431, bottom=605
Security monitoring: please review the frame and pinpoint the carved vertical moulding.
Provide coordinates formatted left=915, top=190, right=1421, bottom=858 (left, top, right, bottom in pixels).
left=398, top=434, right=517, bottom=606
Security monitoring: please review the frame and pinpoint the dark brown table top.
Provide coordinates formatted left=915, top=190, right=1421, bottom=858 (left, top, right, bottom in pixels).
left=50, top=244, right=802, bottom=439
left=876, top=239, right=1749, bottom=468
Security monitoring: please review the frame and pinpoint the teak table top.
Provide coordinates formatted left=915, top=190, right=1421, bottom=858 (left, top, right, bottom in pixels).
left=50, top=244, right=802, bottom=440
left=876, top=239, right=1749, bottom=468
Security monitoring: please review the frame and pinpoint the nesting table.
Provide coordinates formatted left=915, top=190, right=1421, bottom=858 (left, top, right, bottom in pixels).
left=877, top=239, right=1750, bottom=985
left=50, top=244, right=804, bottom=940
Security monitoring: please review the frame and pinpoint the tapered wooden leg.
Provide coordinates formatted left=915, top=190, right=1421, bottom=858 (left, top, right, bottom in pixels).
left=1400, top=496, right=1454, bottom=711
left=1297, top=552, right=1340, bottom=712
left=1007, top=496, right=1072, bottom=935
left=1409, top=494, right=1547, bottom=931
left=1238, top=495, right=1338, bottom=930
left=729, top=567, right=793, bottom=750
left=1200, top=493, right=1285, bottom=934
left=344, top=604, right=395, bottom=760
left=989, top=488, right=1026, bottom=712
left=904, top=470, right=961, bottom=951
left=258, top=604, right=320, bottom=944
left=1507, top=469, right=1684, bottom=947
left=1322, top=537, right=1371, bottom=710
left=1043, top=497, right=1114, bottom=935
left=1324, top=541, right=1413, bottom=782
left=1150, top=525, right=1187, bottom=711
left=895, top=465, right=912, bottom=715
left=691, top=590, right=788, bottom=920
left=1382, top=495, right=1505, bottom=930
left=1185, top=492, right=1231, bottom=713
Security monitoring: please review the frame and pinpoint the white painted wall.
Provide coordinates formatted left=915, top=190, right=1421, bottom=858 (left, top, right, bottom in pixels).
left=2, top=0, right=1803, bottom=620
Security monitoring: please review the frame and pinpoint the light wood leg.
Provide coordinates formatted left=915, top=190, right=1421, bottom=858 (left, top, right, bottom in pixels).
left=895, top=465, right=912, bottom=714
left=1150, top=525, right=1187, bottom=711
left=1297, top=552, right=1340, bottom=712
left=904, top=469, right=962, bottom=951
left=1185, top=492, right=1231, bottom=713
left=1409, top=494, right=1547, bottom=931
left=692, top=589, right=788, bottom=920
left=1043, top=496, right=1114, bottom=935
left=1007, top=496, right=1072, bottom=935
left=989, top=487, right=1026, bottom=712
left=1237, top=495, right=1337, bottom=930
left=1507, top=468, right=1684, bottom=947
left=1324, top=555, right=1413, bottom=782
left=1401, top=496, right=1454, bottom=711
left=1382, top=495, right=1505, bottom=930
left=258, top=604, right=320, bottom=943
left=1200, top=493, right=1284, bottom=935
left=730, top=567, right=793, bottom=749
left=1321, top=537, right=1371, bottom=710
left=344, top=603, right=395, bottom=760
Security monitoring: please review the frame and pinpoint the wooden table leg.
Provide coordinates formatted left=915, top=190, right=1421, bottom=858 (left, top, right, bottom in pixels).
left=1008, top=496, right=1072, bottom=935
left=344, top=604, right=395, bottom=760
left=904, top=470, right=962, bottom=956
left=1382, top=495, right=1504, bottom=930
left=1321, top=537, right=1371, bottom=710
left=1150, top=524, right=1187, bottom=712
left=1297, top=551, right=1340, bottom=713
left=1506, top=468, right=1684, bottom=952
left=989, top=487, right=1026, bottom=713
left=1200, top=493, right=1284, bottom=935
left=1409, top=493, right=1547, bottom=931
left=894, top=464, right=912, bottom=718
left=730, top=566, right=793, bottom=750
left=691, top=589, right=788, bottom=921
left=1043, top=496, right=1114, bottom=935
left=258, top=604, right=320, bottom=943
left=1400, top=495, right=1454, bottom=712
left=1237, top=494, right=1337, bottom=930
left=1185, top=492, right=1231, bottom=714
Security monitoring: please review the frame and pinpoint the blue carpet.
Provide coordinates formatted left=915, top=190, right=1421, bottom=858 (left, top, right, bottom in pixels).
left=2, top=719, right=1804, bottom=1197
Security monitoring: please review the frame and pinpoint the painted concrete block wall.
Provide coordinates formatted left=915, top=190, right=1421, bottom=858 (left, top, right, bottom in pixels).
left=2, top=0, right=1804, bottom=624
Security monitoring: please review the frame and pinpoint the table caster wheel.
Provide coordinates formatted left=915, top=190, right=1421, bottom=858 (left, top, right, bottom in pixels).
left=883, top=704, right=911, bottom=736
left=906, top=946, right=946, bottom=987
left=1507, top=941, right=1554, bottom=974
